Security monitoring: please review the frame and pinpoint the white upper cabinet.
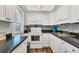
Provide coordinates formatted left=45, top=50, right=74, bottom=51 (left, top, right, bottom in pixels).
left=5, top=5, right=16, bottom=22
left=68, top=6, right=79, bottom=23
left=0, top=5, right=6, bottom=19
left=52, top=5, right=79, bottom=24
left=49, top=12, right=56, bottom=25
left=0, top=5, right=16, bottom=22
left=49, top=5, right=69, bottom=25
left=55, top=6, right=68, bottom=24
left=25, top=12, right=49, bottom=25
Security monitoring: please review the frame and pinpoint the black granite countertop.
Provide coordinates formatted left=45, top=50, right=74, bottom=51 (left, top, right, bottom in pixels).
left=0, top=35, right=27, bottom=53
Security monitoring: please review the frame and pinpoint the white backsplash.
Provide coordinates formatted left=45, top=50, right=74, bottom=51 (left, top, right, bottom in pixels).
left=0, top=22, right=11, bottom=34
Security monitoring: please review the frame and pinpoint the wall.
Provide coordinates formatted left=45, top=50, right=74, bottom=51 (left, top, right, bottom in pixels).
left=25, top=12, right=49, bottom=25
left=0, top=22, right=11, bottom=34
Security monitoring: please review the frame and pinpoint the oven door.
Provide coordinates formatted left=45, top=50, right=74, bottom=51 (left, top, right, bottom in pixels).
left=31, top=35, right=41, bottom=43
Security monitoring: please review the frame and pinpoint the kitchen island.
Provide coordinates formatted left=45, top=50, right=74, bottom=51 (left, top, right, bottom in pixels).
left=0, top=35, right=27, bottom=53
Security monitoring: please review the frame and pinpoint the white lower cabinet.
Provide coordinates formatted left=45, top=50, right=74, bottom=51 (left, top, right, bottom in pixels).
left=50, top=34, right=79, bottom=53
left=12, top=39, right=27, bottom=53
left=61, top=41, right=79, bottom=53
left=51, top=39, right=61, bottom=53
left=42, top=33, right=50, bottom=47
left=59, top=46, right=72, bottom=53
left=50, top=35, right=61, bottom=53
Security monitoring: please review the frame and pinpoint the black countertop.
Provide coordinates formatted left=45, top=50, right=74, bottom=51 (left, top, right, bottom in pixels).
left=0, top=35, right=27, bottom=53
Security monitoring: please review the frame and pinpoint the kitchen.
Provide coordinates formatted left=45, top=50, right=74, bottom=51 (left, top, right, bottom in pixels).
left=0, top=5, right=79, bottom=53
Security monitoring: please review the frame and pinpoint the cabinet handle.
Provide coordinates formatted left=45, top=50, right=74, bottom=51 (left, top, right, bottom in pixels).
left=64, top=51, right=67, bottom=53
left=61, top=42, right=64, bottom=44
left=72, top=49, right=75, bottom=52
left=5, top=18, right=11, bottom=20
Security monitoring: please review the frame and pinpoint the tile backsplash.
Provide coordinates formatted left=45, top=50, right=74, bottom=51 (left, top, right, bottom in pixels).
left=57, top=23, right=79, bottom=33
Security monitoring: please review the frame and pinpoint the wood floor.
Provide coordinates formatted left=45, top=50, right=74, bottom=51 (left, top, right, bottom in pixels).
left=28, top=47, right=53, bottom=53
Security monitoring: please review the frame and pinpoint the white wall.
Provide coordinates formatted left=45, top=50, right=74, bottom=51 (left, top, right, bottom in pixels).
left=25, top=12, right=49, bottom=25
left=0, top=22, right=11, bottom=34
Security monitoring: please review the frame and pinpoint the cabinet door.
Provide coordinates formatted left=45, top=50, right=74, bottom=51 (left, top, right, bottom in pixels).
left=42, top=33, right=50, bottom=47
left=52, top=39, right=61, bottom=53
left=12, top=39, right=27, bottom=53
left=0, top=5, right=5, bottom=18
left=54, top=6, right=68, bottom=24
left=59, top=46, right=72, bottom=53
left=50, top=35, right=60, bottom=53
left=69, top=6, right=79, bottom=20
left=5, top=5, right=16, bottom=21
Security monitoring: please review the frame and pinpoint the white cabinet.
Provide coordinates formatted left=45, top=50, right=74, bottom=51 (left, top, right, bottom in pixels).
left=48, top=12, right=56, bottom=25
left=0, top=5, right=16, bottom=22
left=12, top=39, right=27, bottom=53
left=26, top=13, right=49, bottom=25
left=50, top=6, right=69, bottom=25
left=50, top=34, right=79, bottom=53
left=50, top=35, right=61, bottom=53
left=60, top=40, right=79, bottom=53
left=59, top=46, right=72, bottom=53
left=68, top=6, right=79, bottom=23
left=0, top=5, right=5, bottom=19
left=42, top=33, right=50, bottom=47
left=26, top=13, right=42, bottom=25
left=5, top=5, right=16, bottom=21
left=57, top=39, right=72, bottom=53
left=57, top=6, right=79, bottom=24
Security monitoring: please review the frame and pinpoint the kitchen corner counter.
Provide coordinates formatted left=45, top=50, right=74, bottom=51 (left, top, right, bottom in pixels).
left=51, top=32, right=79, bottom=48
left=0, top=36, right=27, bottom=53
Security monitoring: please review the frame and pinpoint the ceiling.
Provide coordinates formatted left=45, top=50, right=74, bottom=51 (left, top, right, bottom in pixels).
left=20, top=5, right=55, bottom=12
